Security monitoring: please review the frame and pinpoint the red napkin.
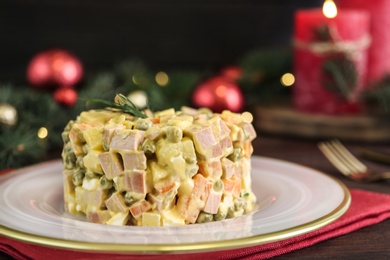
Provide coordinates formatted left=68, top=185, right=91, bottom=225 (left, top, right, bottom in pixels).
left=1, top=184, right=390, bottom=259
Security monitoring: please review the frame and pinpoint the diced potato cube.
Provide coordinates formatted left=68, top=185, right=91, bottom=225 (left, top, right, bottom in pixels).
left=83, top=150, right=104, bottom=174
left=106, top=212, right=130, bottom=226
left=83, top=127, right=104, bottom=151
left=142, top=212, right=162, bottom=226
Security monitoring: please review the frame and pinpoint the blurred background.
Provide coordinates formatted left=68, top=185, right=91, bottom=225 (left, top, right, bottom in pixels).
left=0, top=0, right=322, bottom=82
left=4, top=0, right=390, bottom=169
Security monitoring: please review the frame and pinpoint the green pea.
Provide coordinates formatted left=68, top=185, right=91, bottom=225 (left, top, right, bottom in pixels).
left=213, top=180, right=224, bottom=192
left=213, top=209, right=227, bottom=221
left=234, top=198, right=246, bottom=211
left=196, top=212, right=214, bottom=223
left=61, top=131, right=70, bottom=143
left=124, top=192, right=136, bottom=205
left=136, top=119, right=153, bottom=130
left=184, top=156, right=196, bottom=164
left=99, top=176, right=113, bottom=189
left=228, top=147, right=242, bottom=162
left=227, top=205, right=236, bottom=218
left=142, top=139, right=156, bottom=154
left=82, top=144, right=89, bottom=155
left=166, top=126, right=182, bottom=143
left=72, top=172, right=84, bottom=186
left=85, top=170, right=98, bottom=179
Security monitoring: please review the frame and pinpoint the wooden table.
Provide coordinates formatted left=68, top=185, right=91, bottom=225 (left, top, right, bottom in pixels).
left=1, top=135, right=389, bottom=259
left=253, top=136, right=390, bottom=259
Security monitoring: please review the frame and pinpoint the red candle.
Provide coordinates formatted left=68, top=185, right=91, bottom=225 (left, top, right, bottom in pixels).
left=339, top=0, right=390, bottom=84
left=293, top=2, right=370, bottom=114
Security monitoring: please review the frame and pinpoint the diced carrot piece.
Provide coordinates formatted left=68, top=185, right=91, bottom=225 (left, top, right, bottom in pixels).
left=198, top=160, right=222, bottom=179
left=222, top=176, right=241, bottom=198
left=243, top=140, right=254, bottom=158
left=129, top=199, right=152, bottom=219
left=192, top=174, right=210, bottom=201
left=232, top=176, right=242, bottom=198
left=176, top=194, right=201, bottom=224
left=154, top=179, right=177, bottom=194
left=222, top=178, right=235, bottom=194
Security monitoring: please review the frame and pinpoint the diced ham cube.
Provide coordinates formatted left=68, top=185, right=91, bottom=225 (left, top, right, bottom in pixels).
left=221, top=158, right=235, bottom=179
left=86, top=210, right=112, bottom=224
left=105, top=192, right=128, bottom=213
left=203, top=189, right=223, bottom=214
left=98, top=152, right=124, bottom=180
left=185, top=125, right=217, bottom=156
left=103, top=125, right=126, bottom=149
left=220, top=136, right=233, bottom=156
left=129, top=199, right=152, bottom=219
left=123, top=170, right=147, bottom=196
left=119, top=150, right=147, bottom=171
left=109, top=129, right=145, bottom=150
left=210, top=143, right=223, bottom=159
left=240, top=122, right=257, bottom=141
left=208, top=116, right=231, bottom=141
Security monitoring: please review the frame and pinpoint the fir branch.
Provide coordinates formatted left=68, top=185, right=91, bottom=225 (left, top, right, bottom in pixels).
left=85, top=94, right=147, bottom=118
left=322, top=54, right=358, bottom=99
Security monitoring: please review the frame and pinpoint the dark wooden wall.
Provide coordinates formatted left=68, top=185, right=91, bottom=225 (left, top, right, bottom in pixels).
left=0, top=0, right=322, bottom=83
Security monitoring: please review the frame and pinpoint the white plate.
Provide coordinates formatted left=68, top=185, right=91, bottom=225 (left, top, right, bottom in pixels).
left=0, top=156, right=350, bottom=253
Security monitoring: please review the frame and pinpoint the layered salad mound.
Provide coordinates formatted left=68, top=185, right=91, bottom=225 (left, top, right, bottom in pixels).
left=62, top=103, right=257, bottom=226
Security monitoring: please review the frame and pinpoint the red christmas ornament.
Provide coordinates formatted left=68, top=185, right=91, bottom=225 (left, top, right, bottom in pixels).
left=53, top=87, right=78, bottom=107
left=27, top=49, right=83, bottom=89
left=220, top=66, right=243, bottom=81
left=192, top=76, right=244, bottom=113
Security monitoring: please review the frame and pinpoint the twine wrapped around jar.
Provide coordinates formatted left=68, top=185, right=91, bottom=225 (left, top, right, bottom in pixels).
left=293, top=34, right=371, bottom=55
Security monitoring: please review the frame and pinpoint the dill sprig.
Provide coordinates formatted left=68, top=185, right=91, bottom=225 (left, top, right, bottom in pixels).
left=86, top=94, right=147, bottom=118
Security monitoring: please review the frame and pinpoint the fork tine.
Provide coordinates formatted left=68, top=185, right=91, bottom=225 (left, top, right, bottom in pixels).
left=323, top=141, right=361, bottom=174
left=318, top=142, right=353, bottom=176
left=329, top=140, right=367, bottom=173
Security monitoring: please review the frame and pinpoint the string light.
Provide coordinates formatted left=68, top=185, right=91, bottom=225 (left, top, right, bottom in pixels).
left=37, top=127, right=48, bottom=139
left=280, top=73, right=295, bottom=87
left=323, top=0, right=337, bottom=19
left=155, top=71, right=169, bottom=86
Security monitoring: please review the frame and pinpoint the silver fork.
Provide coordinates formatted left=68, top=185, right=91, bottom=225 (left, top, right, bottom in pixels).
left=318, top=140, right=390, bottom=182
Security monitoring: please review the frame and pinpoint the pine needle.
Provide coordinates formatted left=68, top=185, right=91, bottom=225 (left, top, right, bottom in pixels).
left=85, top=94, right=147, bottom=118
